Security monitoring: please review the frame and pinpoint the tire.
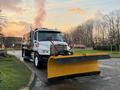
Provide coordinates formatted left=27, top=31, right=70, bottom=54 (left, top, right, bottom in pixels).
left=23, top=58, right=29, bottom=61
left=34, top=53, right=43, bottom=69
left=23, top=58, right=30, bottom=61
left=22, top=49, right=30, bottom=61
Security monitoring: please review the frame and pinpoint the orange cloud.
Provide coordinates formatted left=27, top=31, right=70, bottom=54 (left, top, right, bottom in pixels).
left=2, top=21, right=27, bottom=37
left=43, top=22, right=75, bottom=33
left=68, top=8, right=86, bottom=17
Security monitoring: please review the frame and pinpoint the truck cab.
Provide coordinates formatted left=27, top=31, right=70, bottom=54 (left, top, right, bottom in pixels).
left=22, top=28, right=72, bottom=68
left=33, top=29, right=70, bottom=55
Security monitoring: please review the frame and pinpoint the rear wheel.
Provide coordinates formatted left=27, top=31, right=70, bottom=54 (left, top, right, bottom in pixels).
left=23, top=58, right=29, bottom=61
left=34, top=53, right=43, bottom=69
left=22, top=49, right=30, bottom=61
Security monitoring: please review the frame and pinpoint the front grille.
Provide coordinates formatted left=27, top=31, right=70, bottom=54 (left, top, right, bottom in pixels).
left=50, top=45, right=67, bottom=55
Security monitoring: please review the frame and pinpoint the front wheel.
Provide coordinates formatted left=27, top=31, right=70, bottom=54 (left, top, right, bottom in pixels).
left=34, top=53, right=43, bottom=69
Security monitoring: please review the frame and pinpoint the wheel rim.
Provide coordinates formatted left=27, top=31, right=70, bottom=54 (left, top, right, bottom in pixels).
left=35, top=57, right=38, bottom=67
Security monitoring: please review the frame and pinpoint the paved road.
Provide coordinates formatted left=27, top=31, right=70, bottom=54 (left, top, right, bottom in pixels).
left=8, top=50, right=120, bottom=90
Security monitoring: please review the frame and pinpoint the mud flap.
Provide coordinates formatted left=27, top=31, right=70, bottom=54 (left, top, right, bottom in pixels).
left=47, top=53, right=110, bottom=81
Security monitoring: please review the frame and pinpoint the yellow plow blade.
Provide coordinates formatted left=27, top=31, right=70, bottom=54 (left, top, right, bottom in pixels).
left=47, top=53, right=110, bottom=81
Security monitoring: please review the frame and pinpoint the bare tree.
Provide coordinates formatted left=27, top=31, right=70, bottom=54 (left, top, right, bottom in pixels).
left=103, top=10, right=120, bottom=51
left=0, top=9, right=7, bottom=32
left=63, top=32, right=72, bottom=45
left=0, top=9, right=7, bottom=49
left=64, top=9, right=120, bottom=51
left=64, top=19, right=94, bottom=48
left=82, top=20, right=94, bottom=47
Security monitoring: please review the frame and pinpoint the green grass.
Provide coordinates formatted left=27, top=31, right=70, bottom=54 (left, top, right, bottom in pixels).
left=72, top=48, right=120, bottom=58
left=107, top=52, right=120, bottom=58
left=0, top=55, right=32, bottom=90
left=73, top=48, right=103, bottom=54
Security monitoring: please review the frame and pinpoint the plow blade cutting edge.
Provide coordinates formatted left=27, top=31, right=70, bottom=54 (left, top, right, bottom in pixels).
left=47, top=53, right=110, bottom=81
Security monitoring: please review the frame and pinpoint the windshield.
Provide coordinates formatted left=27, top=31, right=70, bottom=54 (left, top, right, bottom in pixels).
left=38, top=31, right=63, bottom=41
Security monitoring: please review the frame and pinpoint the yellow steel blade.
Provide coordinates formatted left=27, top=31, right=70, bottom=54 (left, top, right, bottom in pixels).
left=47, top=55, right=100, bottom=81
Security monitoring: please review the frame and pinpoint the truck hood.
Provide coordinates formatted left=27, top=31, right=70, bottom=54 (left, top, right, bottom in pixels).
left=36, top=41, right=70, bottom=55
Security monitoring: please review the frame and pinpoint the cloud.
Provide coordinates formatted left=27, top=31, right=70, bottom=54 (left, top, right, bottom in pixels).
left=85, top=10, right=104, bottom=21
left=9, top=21, right=29, bottom=25
left=68, top=8, right=86, bottom=17
left=0, top=0, right=23, bottom=12
left=71, top=0, right=80, bottom=2
left=3, top=21, right=28, bottom=37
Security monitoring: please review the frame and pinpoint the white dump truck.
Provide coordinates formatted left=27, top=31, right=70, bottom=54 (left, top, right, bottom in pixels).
left=22, top=28, right=72, bottom=68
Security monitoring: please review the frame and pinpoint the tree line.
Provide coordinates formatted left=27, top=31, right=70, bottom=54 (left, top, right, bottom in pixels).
left=63, top=10, right=120, bottom=51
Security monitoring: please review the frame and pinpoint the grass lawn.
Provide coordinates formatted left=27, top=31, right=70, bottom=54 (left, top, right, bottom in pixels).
left=0, top=55, right=32, bottom=90
left=72, top=48, right=120, bottom=58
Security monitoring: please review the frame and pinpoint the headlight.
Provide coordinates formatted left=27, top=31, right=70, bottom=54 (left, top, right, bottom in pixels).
left=67, top=46, right=71, bottom=50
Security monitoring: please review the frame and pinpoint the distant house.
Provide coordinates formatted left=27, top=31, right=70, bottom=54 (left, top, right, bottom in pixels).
left=74, top=44, right=86, bottom=49
left=4, top=37, right=22, bottom=49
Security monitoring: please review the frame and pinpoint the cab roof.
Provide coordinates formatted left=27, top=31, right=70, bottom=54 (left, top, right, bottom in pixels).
left=34, top=28, right=61, bottom=33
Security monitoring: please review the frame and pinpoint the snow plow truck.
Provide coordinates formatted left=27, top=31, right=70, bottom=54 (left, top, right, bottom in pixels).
left=22, top=28, right=110, bottom=81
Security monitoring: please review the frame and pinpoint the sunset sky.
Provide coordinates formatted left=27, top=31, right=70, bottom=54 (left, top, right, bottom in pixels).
left=0, top=0, right=120, bottom=37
